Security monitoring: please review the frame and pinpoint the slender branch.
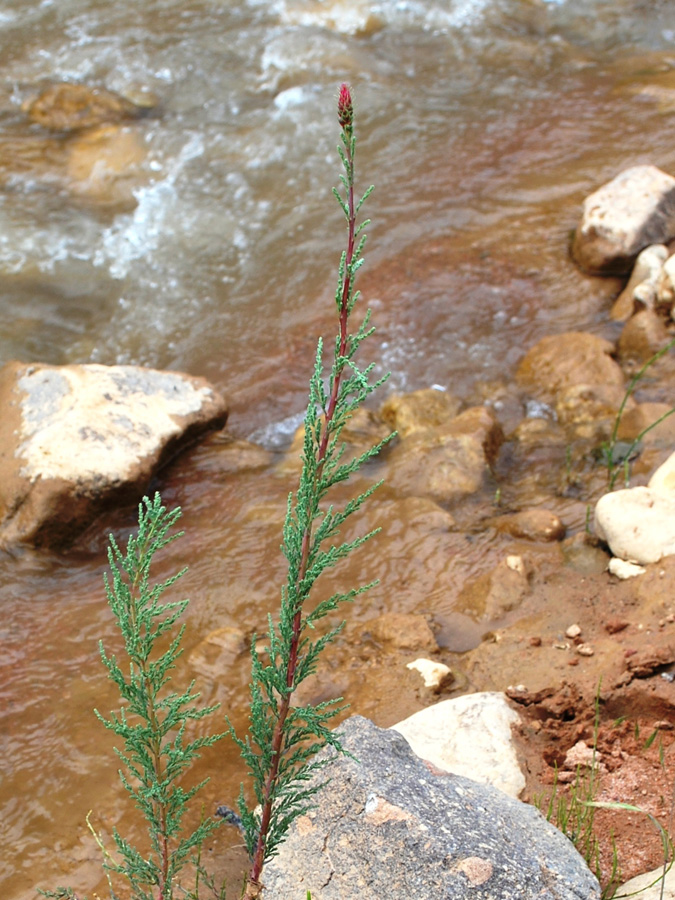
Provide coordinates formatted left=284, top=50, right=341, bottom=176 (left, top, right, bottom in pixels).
left=243, top=83, right=366, bottom=896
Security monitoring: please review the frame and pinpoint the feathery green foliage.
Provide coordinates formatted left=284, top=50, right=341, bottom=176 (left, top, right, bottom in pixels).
left=228, top=83, right=392, bottom=898
left=44, top=84, right=387, bottom=900
left=43, top=495, right=225, bottom=900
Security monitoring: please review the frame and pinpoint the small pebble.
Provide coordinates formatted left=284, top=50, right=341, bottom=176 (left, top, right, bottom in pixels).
left=529, top=636, right=542, bottom=647
left=605, top=619, right=629, bottom=634
left=577, top=643, right=595, bottom=656
left=566, top=624, right=582, bottom=639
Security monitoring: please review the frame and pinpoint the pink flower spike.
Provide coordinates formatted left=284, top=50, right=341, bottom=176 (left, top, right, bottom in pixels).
left=337, top=82, right=353, bottom=129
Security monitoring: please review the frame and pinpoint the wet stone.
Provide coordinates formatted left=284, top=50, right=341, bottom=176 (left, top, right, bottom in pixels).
left=572, top=165, right=675, bottom=274
left=23, top=82, right=148, bottom=131
left=362, top=612, right=439, bottom=653
left=489, top=508, right=565, bottom=542
left=617, top=308, right=670, bottom=364
left=516, top=332, right=624, bottom=404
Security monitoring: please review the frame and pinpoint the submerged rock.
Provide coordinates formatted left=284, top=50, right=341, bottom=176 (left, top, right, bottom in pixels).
left=23, top=82, right=148, bottom=132
left=489, top=508, right=565, bottom=542
left=262, top=716, right=601, bottom=899
left=457, top=555, right=531, bottom=620
left=0, top=362, right=227, bottom=548
left=572, top=165, right=675, bottom=274
left=617, top=308, right=670, bottom=363
left=516, top=332, right=623, bottom=403
left=66, top=124, right=148, bottom=208
left=380, top=387, right=462, bottom=438
left=362, top=612, right=439, bottom=653
left=385, top=405, right=502, bottom=505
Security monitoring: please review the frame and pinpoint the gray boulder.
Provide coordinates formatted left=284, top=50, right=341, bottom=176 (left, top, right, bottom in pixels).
left=0, top=361, right=227, bottom=547
left=262, top=716, right=600, bottom=899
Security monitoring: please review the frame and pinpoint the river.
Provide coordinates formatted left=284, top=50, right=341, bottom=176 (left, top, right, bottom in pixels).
left=1, top=0, right=674, bottom=896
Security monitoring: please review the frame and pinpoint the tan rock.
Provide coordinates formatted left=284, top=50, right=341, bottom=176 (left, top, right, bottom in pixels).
left=278, top=406, right=391, bottom=475
left=189, top=626, right=248, bottom=681
left=572, top=165, right=675, bottom=274
left=617, top=308, right=670, bottom=363
left=24, top=82, right=145, bottom=131
left=458, top=556, right=531, bottom=620
left=379, top=387, right=461, bottom=438
left=489, top=508, right=565, bottom=542
left=362, top=613, right=438, bottom=653
left=383, top=404, right=502, bottom=506
left=0, top=362, right=227, bottom=548
left=66, top=124, right=148, bottom=208
left=616, top=402, right=675, bottom=444
left=516, top=332, right=623, bottom=402
left=610, top=244, right=668, bottom=321
left=555, top=382, right=631, bottom=431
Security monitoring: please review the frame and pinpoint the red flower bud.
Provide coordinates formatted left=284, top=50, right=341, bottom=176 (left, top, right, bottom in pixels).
left=337, top=83, right=353, bottom=129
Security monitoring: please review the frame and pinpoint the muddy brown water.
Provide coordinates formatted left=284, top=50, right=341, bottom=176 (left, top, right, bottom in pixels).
left=2, top=1, right=675, bottom=896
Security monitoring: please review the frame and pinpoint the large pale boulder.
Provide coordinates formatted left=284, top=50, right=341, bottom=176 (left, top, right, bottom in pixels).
left=572, top=165, right=675, bottom=274
left=0, top=362, right=227, bottom=547
left=516, top=332, right=623, bottom=403
left=391, top=692, right=526, bottom=798
left=261, top=716, right=601, bottom=899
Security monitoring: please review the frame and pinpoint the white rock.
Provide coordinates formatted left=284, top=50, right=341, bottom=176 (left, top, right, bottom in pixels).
left=594, top=486, right=675, bottom=564
left=563, top=740, right=599, bottom=770
left=611, top=243, right=668, bottom=321
left=391, top=692, right=526, bottom=799
left=609, top=557, right=646, bottom=579
left=618, top=865, right=675, bottom=900
left=649, top=450, right=675, bottom=494
left=572, top=165, right=675, bottom=274
left=406, top=658, right=454, bottom=692
left=656, top=253, right=675, bottom=312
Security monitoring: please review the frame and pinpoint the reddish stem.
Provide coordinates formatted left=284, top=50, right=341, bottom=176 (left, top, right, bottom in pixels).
left=245, top=129, right=357, bottom=893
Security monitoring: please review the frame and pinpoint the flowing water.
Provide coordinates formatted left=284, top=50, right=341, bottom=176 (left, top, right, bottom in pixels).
left=1, top=0, right=675, bottom=896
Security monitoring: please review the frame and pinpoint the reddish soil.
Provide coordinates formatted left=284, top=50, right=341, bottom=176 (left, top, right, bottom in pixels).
left=475, top=554, right=675, bottom=893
